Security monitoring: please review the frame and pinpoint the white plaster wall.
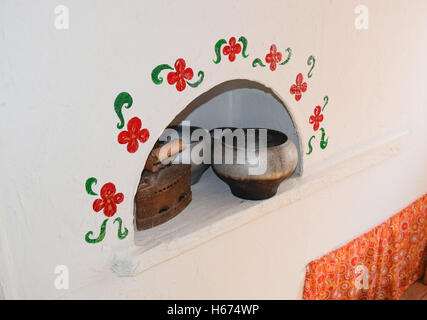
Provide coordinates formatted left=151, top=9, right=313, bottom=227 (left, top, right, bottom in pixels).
left=0, top=0, right=426, bottom=299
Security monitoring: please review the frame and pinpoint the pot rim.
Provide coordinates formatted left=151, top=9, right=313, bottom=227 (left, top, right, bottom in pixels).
left=211, top=127, right=289, bottom=151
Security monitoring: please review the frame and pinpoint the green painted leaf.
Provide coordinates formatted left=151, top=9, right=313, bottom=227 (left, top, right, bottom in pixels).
left=306, top=136, right=315, bottom=155
left=238, top=36, right=249, bottom=58
left=213, top=39, right=227, bottom=64
left=252, top=58, right=266, bottom=68
left=114, top=217, right=128, bottom=240
left=114, top=92, right=133, bottom=129
left=85, top=177, right=98, bottom=196
left=85, top=219, right=108, bottom=244
left=186, top=71, right=204, bottom=88
left=279, top=47, right=292, bottom=65
left=322, top=96, right=329, bottom=111
left=151, top=64, right=173, bottom=85
left=307, top=55, right=315, bottom=78
left=320, top=128, right=328, bottom=149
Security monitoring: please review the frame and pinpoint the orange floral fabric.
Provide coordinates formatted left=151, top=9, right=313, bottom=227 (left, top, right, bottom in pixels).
left=303, top=194, right=427, bottom=300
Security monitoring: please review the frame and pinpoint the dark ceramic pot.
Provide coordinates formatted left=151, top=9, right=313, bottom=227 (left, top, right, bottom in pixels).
left=211, top=128, right=298, bottom=200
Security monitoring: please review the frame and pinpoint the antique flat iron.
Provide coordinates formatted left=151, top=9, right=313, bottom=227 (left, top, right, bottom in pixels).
left=135, top=139, right=192, bottom=230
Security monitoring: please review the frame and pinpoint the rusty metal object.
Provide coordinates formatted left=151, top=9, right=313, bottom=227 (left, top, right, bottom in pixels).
left=144, top=139, right=186, bottom=173
left=135, top=164, right=191, bottom=230
left=162, top=125, right=211, bottom=185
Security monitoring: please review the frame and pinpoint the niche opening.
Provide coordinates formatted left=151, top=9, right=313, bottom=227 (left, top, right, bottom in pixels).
left=134, top=80, right=302, bottom=245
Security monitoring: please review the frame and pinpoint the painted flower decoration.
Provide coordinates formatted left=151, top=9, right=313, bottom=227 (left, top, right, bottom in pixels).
left=92, top=183, right=124, bottom=218
left=265, top=44, right=282, bottom=71
left=118, top=117, right=150, bottom=153
left=222, top=37, right=242, bottom=62
left=309, top=106, right=324, bottom=131
left=167, top=58, right=194, bottom=92
left=290, top=73, right=308, bottom=101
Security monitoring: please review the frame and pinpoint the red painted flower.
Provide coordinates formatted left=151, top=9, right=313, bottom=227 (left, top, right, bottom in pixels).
left=309, top=106, right=324, bottom=131
left=118, top=117, right=150, bottom=153
left=290, top=73, right=308, bottom=101
left=265, top=44, right=282, bottom=71
left=222, top=37, right=242, bottom=62
left=167, top=58, right=194, bottom=92
left=93, top=183, right=124, bottom=217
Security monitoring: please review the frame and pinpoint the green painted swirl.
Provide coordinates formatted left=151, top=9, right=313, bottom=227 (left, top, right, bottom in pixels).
left=114, top=217, right=128, bottom=240
left=306, top=136, right=315, bottom=155
left=213, top=39, right=227, bottom=64
left=320, top=128, right=329, bottom=149
left=114, top=92, right=133, bottom=129
left=186, top=71, right=205, bottom=88
left=307, top=55, right=315, bottom=78
left=252, top=58, right=266, bottom=68
left=151, top=64, right=173, bottom=85
left=322, top=96, right=329, bottom=111
left=238, top=36, right=249, bottom=58
left=85, top=177, right=98, bottom=196
left=85, top=219, right=108, bottom=244
left=279, top=47, right=292, bottom=65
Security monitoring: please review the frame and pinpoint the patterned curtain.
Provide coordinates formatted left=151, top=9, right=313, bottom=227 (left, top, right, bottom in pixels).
left=303, top=194, right=427, bottom=300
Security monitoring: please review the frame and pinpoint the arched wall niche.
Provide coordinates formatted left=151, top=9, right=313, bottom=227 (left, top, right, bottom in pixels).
left=159, top=79, right=302, bottom=175
left=134, top=79, right=303, bottom=242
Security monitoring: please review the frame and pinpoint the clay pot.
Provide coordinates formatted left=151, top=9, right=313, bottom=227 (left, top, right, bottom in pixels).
left=211, top=128, right=298, bottom=200
left=162, top=125, right=210, bottom=185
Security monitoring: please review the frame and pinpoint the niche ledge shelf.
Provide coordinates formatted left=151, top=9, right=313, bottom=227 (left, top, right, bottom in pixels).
left=111, top=129, right=409, bottom=276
